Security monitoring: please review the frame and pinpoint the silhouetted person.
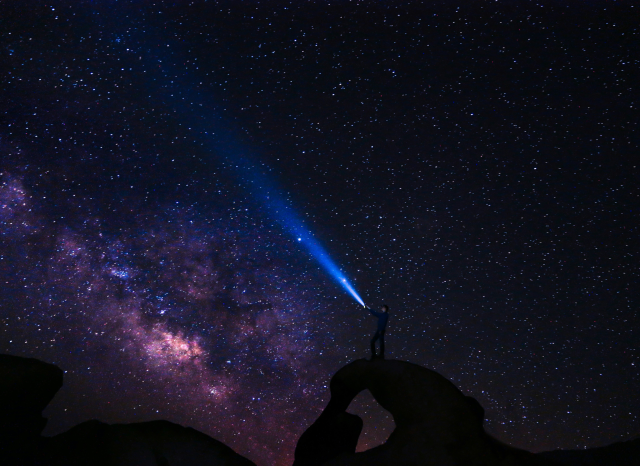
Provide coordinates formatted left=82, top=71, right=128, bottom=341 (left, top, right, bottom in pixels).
left=366, top=304, right=389, bottom=359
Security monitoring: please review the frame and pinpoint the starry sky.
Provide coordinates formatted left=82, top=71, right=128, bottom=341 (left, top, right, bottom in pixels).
left=1, top=1, right=638, bottom=465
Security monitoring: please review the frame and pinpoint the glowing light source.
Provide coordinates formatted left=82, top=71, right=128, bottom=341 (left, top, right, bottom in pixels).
left=250, top=183, right=365, bottom=308
left=296, top=231, right=365, bottom=308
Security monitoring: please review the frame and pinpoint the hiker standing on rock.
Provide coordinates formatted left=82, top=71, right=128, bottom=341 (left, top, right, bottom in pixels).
left=366, top=304, right=389, bottom=359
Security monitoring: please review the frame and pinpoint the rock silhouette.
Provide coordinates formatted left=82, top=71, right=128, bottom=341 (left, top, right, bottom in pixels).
left=44, top=419, right=257, bottom=466
left=294, top=358, right=550, bottom=466
left=0, top=354, right=255, bottom=466
left=539, top=437, right=640, bottom=466
left=2, top=353, right=638, bottom=466
left=294, top=410, right=363, bottom=466
left=0, top=354, right=63, bottom=437
left=0, top=354, right=63, bottom=465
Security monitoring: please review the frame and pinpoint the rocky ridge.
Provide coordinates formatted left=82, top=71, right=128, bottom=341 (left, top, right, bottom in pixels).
left=1, top=354, right=637, bottom=466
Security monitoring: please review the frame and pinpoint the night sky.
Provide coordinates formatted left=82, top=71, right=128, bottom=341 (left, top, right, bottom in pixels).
left=1, top=1, right=639, bottom=465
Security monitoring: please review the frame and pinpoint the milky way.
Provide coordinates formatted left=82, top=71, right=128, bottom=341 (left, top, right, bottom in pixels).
left=1, top=170, right=348, bottom=464
left=1, top=1, right=639, bottom=465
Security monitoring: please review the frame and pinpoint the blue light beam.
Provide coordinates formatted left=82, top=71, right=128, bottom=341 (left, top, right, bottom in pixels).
left=107, top=19, right=365, bottom=307
left=241, top=166, right=366, bottom=308
left=297, top=231, right=365, bottom=307
left=199, top=133, right=367, bottom=309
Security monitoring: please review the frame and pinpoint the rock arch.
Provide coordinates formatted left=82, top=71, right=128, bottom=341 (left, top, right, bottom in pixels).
left=294, top=358, right=550, bottom=466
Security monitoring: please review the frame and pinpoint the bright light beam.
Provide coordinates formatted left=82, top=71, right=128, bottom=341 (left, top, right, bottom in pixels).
left=298, top=234, right=365, bottom=307
left=298, top=233, right=365, bottom=308
left=110, top=21, right=365, bottom=307
left=199, top=134, right=367, bottom=309
left=247, top=175, right=366, bottom=308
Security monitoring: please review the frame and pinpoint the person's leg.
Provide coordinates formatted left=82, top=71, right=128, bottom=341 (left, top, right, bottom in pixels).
left=370, top=331, right=380, bottom=358
left=380, top=331, right=385, bottom=359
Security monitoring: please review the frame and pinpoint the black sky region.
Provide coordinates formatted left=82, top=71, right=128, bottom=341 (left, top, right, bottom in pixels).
left=1, top=1, right=639, bottom=465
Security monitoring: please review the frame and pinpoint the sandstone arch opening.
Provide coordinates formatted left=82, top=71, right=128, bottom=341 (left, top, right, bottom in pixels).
left=346, top=389, right=395, bottom=452
left=294, top=359, right=541, bottom=466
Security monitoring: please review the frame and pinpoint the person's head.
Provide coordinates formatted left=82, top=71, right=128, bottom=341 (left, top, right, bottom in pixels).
left=381, top=304, right=389, bottom=313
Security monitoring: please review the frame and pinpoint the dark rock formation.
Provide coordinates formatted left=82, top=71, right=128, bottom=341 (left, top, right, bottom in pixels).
left=4, top=353, right=638, bottom=466
left=539, top=437, right=640, bottom=466
left=294, top=410, right=362, bottom=466
left=0, top=354, right=63, bottom=465
left=44, top=419, right=257, bottom=466
left=295, top=358, right=551, bottom=466
left=0, top=353, right=255, bottom=466
left=0, top=354, right=63, bottom=437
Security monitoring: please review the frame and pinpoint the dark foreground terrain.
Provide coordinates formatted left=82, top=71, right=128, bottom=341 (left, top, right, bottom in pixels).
left=1, top=354, right=637, bottom=465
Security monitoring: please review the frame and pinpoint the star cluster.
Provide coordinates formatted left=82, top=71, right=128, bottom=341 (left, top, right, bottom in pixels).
left=1, top=1, right=639, bottom=465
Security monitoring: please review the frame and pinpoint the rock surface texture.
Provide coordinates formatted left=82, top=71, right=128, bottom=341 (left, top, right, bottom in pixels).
left=0, top=354, right=255, bottom=466
left=295, top=358, right=551, bottom=466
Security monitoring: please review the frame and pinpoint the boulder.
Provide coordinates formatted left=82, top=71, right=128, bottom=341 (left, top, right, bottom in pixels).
left=0, top=354, right=64, bottom=465
left=0, top=354, right=63, bottom=438
left=295, top=358, right=552, bottom=466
